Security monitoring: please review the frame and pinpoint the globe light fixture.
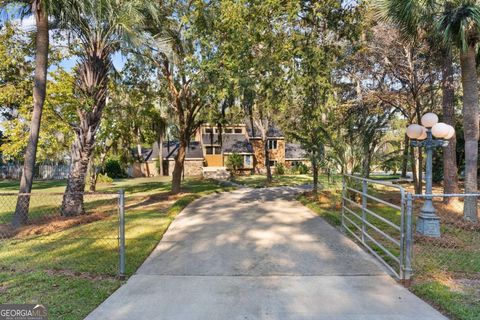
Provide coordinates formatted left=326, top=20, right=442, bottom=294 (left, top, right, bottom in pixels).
left=432, top=122, right=451, bottom=139
left=421, top=112, right=439, bottom=128
left=417, top=127, right=427, bottom=140
left=407, top=113, right=455, bottom=238
left=444, top=126, right=455, bottom=140
left=406, top=124, right=423, bottom=140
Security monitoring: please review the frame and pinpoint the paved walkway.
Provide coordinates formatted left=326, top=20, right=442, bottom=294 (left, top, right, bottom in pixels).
left=86, top=187, right=446, bottom=320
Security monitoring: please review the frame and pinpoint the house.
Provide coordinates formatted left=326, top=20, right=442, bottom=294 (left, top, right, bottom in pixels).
left=139, top=122, right=310, bottom=178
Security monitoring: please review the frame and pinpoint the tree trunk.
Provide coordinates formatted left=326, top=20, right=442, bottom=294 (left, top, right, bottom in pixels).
left=411, top=146, right=422, bottom=194
left=158, top=136, right=164, bottom=176
left=12, top=2, right=49, bottom=228
left=401, top=134, right=409, bottom=178
left=89, top=159, right=97, bottom=192
left=61, top=133, right=94, bottom=216
left=460, top=45, right=479, bottom=222
left=172, top=139, right=187, bottom=194
left=441, top=50, right=459, bottom=201
left=264, top=139, right=272, bottom=183
left=312, top=152, right=319, bottom=194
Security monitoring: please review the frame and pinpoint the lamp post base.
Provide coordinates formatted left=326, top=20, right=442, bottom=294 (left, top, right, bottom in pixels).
left=416, top=213, right=441, bottom=238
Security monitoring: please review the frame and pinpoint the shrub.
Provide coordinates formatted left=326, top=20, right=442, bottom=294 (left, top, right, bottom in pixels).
left=226, top=153, right=243, bottom=175
left=293, top=162, right=309, bottom=174
left=103, top=159, right=126, bottom=178
left=275, top=163, right=285, bottom=175
left=96, top=173, right=113, bottom=184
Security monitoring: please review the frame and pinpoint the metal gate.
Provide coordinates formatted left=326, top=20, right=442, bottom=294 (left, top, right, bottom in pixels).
left=341, top=174, right=412, bottom=281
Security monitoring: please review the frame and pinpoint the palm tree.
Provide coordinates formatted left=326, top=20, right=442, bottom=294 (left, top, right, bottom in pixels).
left=59, top=0, right=158, bottom=215
left=1, top=0, right=65, bottom=227
left=438, top=2, right=480, bottom=222
left=376, top=0, right=478, bottom=221
left=375, top=0, right=459, bottom=195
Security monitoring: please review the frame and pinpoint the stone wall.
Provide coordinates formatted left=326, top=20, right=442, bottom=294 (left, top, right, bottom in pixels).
left=251, top=139, right=286, bottom=173
left=270, top=139, right=285, bottom=164
left=167, top=160, right=203, bottom=177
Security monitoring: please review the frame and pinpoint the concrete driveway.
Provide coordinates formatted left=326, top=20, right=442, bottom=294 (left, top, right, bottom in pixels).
left=86, top=187, right=446, bottom=320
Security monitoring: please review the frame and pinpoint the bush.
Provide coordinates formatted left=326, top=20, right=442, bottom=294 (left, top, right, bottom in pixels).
left=275, top=163, right=285, bottom=175
left=103, top=159, right=126, bottom=178
left=226, top=153, right=243, bottom=175
left=96, top=173, right=113, bottom=184
left=292, top=162, right=309, bottom=174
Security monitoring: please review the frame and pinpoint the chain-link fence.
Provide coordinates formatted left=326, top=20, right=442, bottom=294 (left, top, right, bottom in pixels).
left=0, top=191, right=125, bottom=278
left=410, top=194, right=480, bottom=285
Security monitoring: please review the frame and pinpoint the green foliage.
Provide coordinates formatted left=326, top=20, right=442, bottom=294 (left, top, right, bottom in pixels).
left=275, top=163, right=285, bottom=175
left=226, top=153, right=243, bottom=175
left=292, top=162, right=309, bottom=175
left=102, top=159, right=126, bottom=179
left=96, top=173, right=113, bottom=184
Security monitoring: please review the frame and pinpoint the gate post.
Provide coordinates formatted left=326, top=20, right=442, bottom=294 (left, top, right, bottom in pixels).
left=403, top=193, right=413, bottom=284
left=361, top=179, right=368, bottom=244
left=118, top=189, right=126, bottom=279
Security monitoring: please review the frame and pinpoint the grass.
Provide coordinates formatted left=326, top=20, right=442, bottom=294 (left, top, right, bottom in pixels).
left=0, top=177, right=233, bottom=320
left=299, top=175, right=480, bottom=320
left=233, top=174, right=314, bottom=188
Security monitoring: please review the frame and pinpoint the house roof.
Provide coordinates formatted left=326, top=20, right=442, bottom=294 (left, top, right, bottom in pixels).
left=285, top=143, right=309, bottom=160
left=148, top=141, right=203, bottom=160
left=202, top=134, right=220, bottom=145
left=245, top=121, right=284, bottom=139
left=222, top=134, right=254, bottom=154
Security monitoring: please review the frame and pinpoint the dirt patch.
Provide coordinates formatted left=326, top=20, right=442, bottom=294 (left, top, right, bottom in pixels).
left=0, top=211, right=111, bottom=239
left=415, top=233, right=466, bottom=249
left=45, top=269, right=117, bottom=281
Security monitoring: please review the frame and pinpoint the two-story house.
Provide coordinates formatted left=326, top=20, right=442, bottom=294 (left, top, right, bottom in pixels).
left=143, top=121, right=310, bottom=177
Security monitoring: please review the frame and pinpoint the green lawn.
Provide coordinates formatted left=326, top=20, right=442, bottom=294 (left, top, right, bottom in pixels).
left=299, top=175, right=480, bottom=320
left=233, top=174, right=314, bottom=188
left=0, top=177, right=233, bottom=320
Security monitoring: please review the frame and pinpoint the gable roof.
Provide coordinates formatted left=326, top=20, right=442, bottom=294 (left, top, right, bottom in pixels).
left=285, top=143, right=309, bottom=160
left=245, top=121, right=284, bottom=139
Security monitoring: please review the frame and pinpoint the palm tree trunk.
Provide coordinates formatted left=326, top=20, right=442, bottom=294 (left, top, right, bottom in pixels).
left=460, top=45, right=479, bottom=222
left=441, top=50, right=459, bottom=201
left=172, top=139, right=187, bottom=194
left=13, top=3, right=49, bottom=228
left=61, top=133, right=94, bottom=216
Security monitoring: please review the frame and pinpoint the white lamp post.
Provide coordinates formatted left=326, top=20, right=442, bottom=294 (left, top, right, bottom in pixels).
left=406, top=113, right=455, bottom=237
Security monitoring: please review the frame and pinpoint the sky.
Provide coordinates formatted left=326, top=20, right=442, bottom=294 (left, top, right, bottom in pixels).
left=9, top=14, right=126, bottom=72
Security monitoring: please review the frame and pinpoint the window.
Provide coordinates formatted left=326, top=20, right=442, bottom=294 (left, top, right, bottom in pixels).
left=206, top=146, right=221, bottom=155
left=234, top=128, right=242, bottom=134
left=269, top=160, right=277, bottom=167
left=203, top=128, right=218, bottom=134
left=224, top=128, right=233, bottom=134
left=245, top=155, right=252, bottom=167
left=268, top=140, right=278, bottom=150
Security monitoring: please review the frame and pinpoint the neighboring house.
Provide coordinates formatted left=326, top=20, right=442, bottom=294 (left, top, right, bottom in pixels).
left=134, top=122, right=310, bottom=177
